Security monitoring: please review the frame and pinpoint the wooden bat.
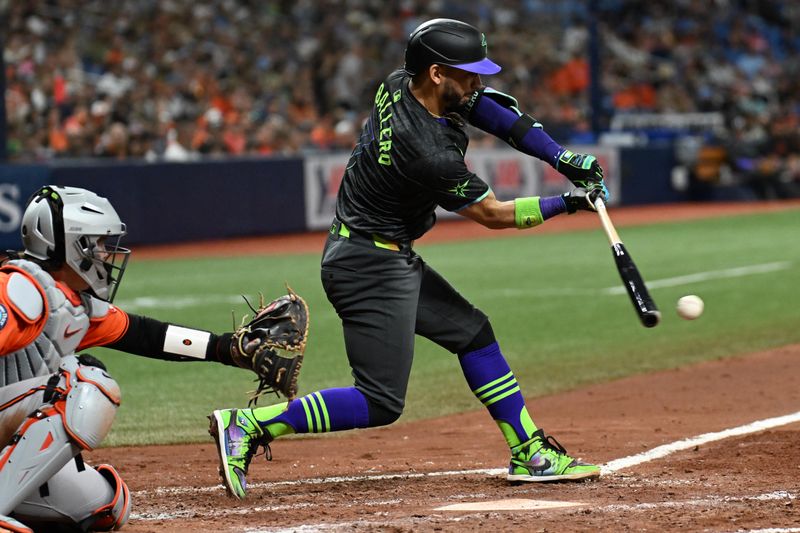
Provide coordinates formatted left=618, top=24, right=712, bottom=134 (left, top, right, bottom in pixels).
left=594, top=198, right=661, bottom=328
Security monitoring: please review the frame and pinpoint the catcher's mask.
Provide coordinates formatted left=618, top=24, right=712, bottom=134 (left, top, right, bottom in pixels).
left=404, top=18, right=501, bottom=76
left=21, top=185, right=130, bottom=302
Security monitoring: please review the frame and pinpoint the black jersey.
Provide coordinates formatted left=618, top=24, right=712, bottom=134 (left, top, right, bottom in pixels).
left=335, top=69, right=490, bottom=242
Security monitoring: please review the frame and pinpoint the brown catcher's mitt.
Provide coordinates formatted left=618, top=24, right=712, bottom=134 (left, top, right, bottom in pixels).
left=230, top=286, right=309, bottom=404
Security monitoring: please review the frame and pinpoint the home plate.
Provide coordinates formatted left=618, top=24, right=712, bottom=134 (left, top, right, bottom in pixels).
left=435, top=499, right=583, bottom=512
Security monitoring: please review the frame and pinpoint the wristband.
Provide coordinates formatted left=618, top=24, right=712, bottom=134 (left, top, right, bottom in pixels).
left=514, top=197, right=543, bottom=229
left=163, top=325, right=211, bottom=359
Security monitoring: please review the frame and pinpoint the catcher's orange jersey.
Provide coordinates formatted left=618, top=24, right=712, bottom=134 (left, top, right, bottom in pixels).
left=0, top=268, right=130, bottom=356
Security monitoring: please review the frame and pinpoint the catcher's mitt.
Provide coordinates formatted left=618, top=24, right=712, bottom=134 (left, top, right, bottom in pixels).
left=231, top=286, right=309, bottom=404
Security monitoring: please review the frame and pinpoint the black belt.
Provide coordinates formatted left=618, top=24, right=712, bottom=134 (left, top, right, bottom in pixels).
left=329, top=219, right=412, bottom=252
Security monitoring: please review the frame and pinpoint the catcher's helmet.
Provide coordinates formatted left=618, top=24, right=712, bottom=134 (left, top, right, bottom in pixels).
left=404, top=18, right=501, bottom=76
left=21, top=185, right=130, bottom=302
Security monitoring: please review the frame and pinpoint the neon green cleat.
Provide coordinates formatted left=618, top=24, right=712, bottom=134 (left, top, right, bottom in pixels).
left=208, top=409, right=272, bottom=499
left=508, top=429, right=600, bottom=482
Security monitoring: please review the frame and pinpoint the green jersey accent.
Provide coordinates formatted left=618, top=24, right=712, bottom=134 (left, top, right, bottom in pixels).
left=449, top=179, right=471, bottom=198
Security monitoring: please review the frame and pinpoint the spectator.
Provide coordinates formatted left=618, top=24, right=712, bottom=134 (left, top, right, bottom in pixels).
left=0, top=0, right=797, bottom=193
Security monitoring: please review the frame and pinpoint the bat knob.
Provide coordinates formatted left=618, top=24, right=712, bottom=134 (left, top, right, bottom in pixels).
left=642, top=311, right=661, bottom=328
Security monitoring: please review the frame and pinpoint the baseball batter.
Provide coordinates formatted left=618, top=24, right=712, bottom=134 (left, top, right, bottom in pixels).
left=210, top=18, right=607, bottom=499
left=0, top=186, right=305, bottom=532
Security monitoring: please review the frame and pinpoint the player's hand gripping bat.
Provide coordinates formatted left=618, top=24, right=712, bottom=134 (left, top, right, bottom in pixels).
left=594, top=197, right=661, bottom=327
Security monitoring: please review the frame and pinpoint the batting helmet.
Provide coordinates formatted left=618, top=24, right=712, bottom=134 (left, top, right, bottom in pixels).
left=404, top=18, right=501, bottom=76
left=21, top=185, right=130, bottom=302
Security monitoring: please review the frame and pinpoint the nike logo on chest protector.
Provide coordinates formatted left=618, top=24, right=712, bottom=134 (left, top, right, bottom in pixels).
left=43, top=295, right=91, bottom=356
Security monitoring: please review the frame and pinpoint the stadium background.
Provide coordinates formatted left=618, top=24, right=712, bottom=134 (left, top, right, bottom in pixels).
left=2, top=1, right=800, bottom=532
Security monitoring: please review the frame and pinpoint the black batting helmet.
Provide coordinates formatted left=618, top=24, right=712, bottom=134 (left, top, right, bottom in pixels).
left=404, top=18, right=501, bottom=76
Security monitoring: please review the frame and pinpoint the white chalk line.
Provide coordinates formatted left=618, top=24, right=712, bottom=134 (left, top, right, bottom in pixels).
left=601, top=261, right=792, bottom=295
left=736, top=529, right=800, bottom=533
left=115, top=294, right=244, bottom=311
left=148, top=489, right=798, bottom=533
left=491, top=260, right=792, bottom=298
left=601, top=489, right=796, bottom=512
left=601, top=410, right=800, bottom=474
left=115, top=261, right=793, bottom=311
left=130, top=409, right=800, bottom=522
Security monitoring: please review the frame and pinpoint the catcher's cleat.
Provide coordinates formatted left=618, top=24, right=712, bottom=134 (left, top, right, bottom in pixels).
left=507, top=429, right=600, bottom=482
left=208, top=409, right=272, bottom=499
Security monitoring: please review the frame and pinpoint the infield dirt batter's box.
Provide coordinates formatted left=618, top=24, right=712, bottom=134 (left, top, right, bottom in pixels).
left=303, top=146, right=621, bottom=231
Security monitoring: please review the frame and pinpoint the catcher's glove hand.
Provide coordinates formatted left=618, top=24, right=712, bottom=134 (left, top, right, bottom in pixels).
left=231, top=286, right=309, bottom=405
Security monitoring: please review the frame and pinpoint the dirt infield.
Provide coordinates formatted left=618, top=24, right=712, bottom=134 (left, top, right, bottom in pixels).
left=90, top=201, right=800, bottom=532
left=93, top=344, right=800, bottom=532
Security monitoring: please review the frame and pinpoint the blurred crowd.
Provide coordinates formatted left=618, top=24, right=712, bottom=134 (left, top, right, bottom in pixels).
left=3, top=0, right=800, bottom=194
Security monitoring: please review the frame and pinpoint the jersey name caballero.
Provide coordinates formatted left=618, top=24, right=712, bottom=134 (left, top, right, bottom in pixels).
left=336, top=69, right=490, bottom=242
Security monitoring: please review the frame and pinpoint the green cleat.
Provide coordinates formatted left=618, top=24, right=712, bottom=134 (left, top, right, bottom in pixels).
left=508, top=429, right=600, bottom=482
left=208, top=409, right=272, bottom=499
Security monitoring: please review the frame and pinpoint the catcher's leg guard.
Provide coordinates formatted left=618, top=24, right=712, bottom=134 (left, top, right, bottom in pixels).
left=0, top=356, right=120, bottom=514
left=13, top=458, right=130, bottom=531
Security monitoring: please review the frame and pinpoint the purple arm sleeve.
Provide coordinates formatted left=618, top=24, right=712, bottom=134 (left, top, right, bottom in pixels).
left=540, top=195, right=567, bottom=220
left=468, top=94, right=563, bottom=166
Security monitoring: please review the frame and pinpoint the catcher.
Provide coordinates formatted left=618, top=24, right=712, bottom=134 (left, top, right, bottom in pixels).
left=0, top=186, right=307, bottom=532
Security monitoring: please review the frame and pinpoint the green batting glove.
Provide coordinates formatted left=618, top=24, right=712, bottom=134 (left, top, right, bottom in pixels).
left=562, top=184, right=605, bottom=214
left=556, top=149, right=605, bottom=188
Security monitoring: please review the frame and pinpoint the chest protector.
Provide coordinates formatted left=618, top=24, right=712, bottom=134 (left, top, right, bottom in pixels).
left=0, top=259, right=110, bottom=386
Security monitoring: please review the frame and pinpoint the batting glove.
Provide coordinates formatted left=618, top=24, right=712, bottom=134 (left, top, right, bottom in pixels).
left=556, top=149, right=605, bottom=189
left=562, top=184, right=606, bottom=214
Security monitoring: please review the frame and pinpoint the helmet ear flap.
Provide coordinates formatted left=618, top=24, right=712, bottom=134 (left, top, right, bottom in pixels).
left=23, top=186, right=66, bottom=267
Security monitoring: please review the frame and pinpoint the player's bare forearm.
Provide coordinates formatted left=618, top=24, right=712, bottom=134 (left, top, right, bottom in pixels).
left=458, top=192, right=517, bottom=229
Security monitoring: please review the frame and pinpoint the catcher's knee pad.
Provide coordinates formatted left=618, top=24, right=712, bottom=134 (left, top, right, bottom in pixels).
left=57, top=355, right=121, bottom=450
left=12, top=459, right=130, bottom=532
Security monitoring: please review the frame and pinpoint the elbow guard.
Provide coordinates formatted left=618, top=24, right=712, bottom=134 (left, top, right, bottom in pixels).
left=463, top=87, right=543, bottom=148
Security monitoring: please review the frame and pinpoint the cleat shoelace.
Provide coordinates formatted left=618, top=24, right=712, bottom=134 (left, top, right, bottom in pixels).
left=537, top=430, right=568, bottom=455
left=242, top=435, right=273, bottom=473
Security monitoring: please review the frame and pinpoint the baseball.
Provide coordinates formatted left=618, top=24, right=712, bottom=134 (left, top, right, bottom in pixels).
left=676, top=295, right=704, bottom=320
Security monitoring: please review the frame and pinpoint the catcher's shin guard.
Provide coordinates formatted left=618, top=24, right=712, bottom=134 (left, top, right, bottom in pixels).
left=0, top=406, right=80, bottom=515
left=0, top=356, right=120, bottom=514
left=13, top=460, right=130, bottom=532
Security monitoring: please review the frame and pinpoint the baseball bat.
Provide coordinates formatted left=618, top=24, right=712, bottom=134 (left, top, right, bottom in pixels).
left=594, top=197, right=661, bottom=328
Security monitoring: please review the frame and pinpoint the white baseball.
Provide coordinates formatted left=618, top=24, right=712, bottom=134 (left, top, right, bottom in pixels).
left=676, top=295, right=704, bottom=320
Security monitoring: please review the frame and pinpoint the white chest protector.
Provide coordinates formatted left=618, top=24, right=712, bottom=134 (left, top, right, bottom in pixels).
left=0, top=259, right=111, bottom=386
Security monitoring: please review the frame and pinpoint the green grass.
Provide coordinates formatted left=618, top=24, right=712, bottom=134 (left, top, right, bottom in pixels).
left=97, top=208, right=800, bottom=446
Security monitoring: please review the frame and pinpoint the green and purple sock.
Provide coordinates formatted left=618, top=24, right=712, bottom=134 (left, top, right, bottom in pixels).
left=252, top=387, right=370, bottom=439
left=459, top=342, right=538, bottom=448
